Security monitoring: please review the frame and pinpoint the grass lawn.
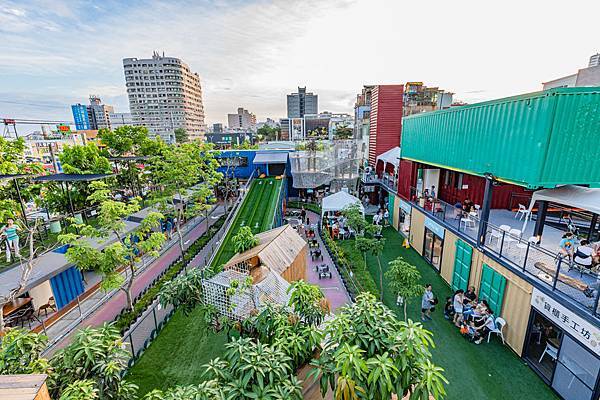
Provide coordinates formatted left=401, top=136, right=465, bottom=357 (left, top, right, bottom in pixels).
left=358, top=226, right=558, bottom=400
left=126, top=307, right=228, bottom=397
left=210, top=177, right=282, bottom=268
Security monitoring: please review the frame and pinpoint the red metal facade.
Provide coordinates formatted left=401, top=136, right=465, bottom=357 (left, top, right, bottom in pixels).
left=438, top=170, right=533, bottom=210
left=368, top=85, right=403, bottom=167
left=397, top=159, right=417, bottom=200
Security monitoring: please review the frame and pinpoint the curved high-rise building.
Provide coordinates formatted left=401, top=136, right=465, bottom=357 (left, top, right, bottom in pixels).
left=123, top=52, right=206, bottom=142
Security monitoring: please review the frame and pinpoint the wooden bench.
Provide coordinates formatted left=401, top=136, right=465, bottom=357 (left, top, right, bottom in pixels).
left=534, top=262, right=589, bottom=292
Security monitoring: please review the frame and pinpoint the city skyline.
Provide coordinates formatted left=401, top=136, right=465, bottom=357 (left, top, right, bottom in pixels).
left=1, top=0, right=600, bottom=132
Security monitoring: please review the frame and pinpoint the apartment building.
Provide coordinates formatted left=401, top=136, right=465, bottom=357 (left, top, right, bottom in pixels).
left=123, top=52, right=206, bottom=142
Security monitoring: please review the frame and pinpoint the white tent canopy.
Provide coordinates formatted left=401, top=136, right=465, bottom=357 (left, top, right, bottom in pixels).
left=321, top=191, right=364, bottom=220
left=522, top=185, right=600, bottom=230
left=376, top=146, right=401, bottom=169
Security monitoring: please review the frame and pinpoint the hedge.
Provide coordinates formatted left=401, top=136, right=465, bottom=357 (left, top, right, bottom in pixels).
left=321, top=229, right=379, bottom=300
left=287, top=201, right=321, bottom=214
left=114, top=215, right=226, bottom=333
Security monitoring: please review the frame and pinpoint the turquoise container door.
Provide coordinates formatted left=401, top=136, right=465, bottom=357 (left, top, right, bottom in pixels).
left=479, top=264, right=507, bottom=316
left=451, top=240, right=472, bottom=292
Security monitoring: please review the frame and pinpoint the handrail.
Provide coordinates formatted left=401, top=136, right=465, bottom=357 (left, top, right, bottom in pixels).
left=203, top=170, right=256, bottom=269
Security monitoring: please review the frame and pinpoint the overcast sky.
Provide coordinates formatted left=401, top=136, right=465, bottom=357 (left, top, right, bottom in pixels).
left=1, top=0, right=599, bottom=132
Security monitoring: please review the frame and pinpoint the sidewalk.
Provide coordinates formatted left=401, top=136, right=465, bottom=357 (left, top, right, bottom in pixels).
left=42, top=205, right=226, bottom=354
left=304, top=211, right=351, bottom=311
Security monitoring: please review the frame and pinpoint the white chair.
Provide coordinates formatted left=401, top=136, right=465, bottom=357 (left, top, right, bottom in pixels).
left=504, top=228, right=521, bottom=249
left=474, top=204, right=481, bottom=217
left=489, top=228, right=503, bottom=245
left=460, top=217, right=476, bottom=229
left=517, top=236, right=540, bottom=261
left=539, top=342, right=559, bottom=363
left=487, top=317, right=507, bottom=344
left=515, top=204, right=531, bottom=221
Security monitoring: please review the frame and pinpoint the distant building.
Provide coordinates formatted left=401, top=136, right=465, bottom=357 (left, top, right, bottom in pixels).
left=227, top=108, right=256, bottom=130
left=403, top=82, right=453, bottom=116
left=543, top=54, right=600, bottom=89
left=287, top=87, right=318, bottom=118
left=212, top=123, right=224, bottom=133
left=257, top=118, right=279, bottom=129
left=23, top=130, right=85, bottom=170
left=71, top=96, right=115, bottom=130
left=123, top=52, right=206, bottom=142
left=108, top=112, right=134, bottom=128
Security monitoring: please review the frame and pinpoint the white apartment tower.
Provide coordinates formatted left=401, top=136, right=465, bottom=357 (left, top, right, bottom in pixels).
left=123, top=52, right=206, bottom=142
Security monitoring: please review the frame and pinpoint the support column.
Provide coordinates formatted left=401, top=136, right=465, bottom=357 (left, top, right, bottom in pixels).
left=477, top=175, right=494, bottom=247
left=588, top=214, right=598, bottom=241
left=534, top=200, right=548, bottom=240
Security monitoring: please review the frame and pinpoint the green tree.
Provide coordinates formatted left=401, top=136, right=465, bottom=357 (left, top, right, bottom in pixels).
left=334, top=125, right=353, bottom=140
left=173, top=128, right=189, bottom=144
left=59, top=380, right=99, bottom=400
left=256, top=125, right=280, bottom=141
left=287, top=279, right=328, bottom=326
left=309, top=293, right=447, bottom=400
left=232, top=226, right=258, bottom=253
left=342, top=203, right=368, bottom=238
left=61, top=181, right=165, bottom=310
left=99, top=125, right=150, bottom=156
left=49, top=324, right=138, bottom=400
left=385, top=256, right=424, bottom=320
left=148, top=142, right=221, bottom=259
left=0, top=328, right=50, bottom=374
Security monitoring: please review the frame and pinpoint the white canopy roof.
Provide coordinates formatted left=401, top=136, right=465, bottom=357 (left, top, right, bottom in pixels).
left=527, top=185, right=600, bottom=215
left=376, top=147, right=401, bottom=168
left=321, top=191, right=364, bottom=215
left=523, top=185, right=600, bottom=231
left=253, top=152, right=289, bottom=164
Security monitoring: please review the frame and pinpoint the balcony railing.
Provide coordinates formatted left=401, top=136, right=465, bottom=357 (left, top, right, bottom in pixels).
left=361, top=172, right=398, bottom=192
left=408, top=188, right=600, bottom=318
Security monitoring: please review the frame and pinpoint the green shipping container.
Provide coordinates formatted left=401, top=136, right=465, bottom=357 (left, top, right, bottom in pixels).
left=401, top=87, right=600, bottom=188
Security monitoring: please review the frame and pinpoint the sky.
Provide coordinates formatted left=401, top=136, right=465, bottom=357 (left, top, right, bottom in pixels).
left=1, top=0, right=599, bottom=132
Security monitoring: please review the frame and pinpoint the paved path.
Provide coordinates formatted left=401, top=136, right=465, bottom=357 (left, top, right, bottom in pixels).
left=303, top=211, right=351, bottom=311
left=44, top=206, right=226, bottom=354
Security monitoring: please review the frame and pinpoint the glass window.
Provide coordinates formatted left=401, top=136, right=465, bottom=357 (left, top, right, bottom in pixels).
left=399, top=209, right=411, bottom=236
left=551, top=335, right=600, bottom=400
left=423, top=228, right=443, bottom=271
left=524, top=311, right=562, bottom=381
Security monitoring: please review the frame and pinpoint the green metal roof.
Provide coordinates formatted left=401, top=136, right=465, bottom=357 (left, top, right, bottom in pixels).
left=401, top=87, right=600, bottom=188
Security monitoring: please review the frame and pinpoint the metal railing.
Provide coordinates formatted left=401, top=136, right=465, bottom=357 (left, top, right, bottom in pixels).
left=408, top=188, right=600, bottom=317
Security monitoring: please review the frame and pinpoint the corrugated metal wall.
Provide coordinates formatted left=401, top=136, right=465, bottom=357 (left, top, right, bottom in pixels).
left=438, top=169, right=533, bottom=210
left=401, top=88, right=600, bottom=188
left=49, top=266, right=85, bottom=309
left=397, top=159, right=417, bottom=200
left=368, top=85, right=403, bottom=167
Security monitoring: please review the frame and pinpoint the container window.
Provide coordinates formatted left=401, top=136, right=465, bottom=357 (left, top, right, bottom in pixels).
left=551, top=335, right=600, bottom=400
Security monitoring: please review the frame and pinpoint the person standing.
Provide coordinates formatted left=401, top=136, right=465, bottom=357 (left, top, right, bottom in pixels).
left=300, top=206, right=307, bottom=223
left=430, top=185, right=436, bottom=198
left=452, top=290, right=465, bottom=326
left=421, top=284, right=435, bottom=321
left=383, top=208, right=390, bottom=227
left=1, top=218, right=21, bottom=262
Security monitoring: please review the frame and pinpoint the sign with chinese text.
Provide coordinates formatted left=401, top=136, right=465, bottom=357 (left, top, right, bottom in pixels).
left=424, top=216, right=445, bottom=239
left=531, top=288, right=600, bottom=356
left=57, top=124, right=71, bottom=133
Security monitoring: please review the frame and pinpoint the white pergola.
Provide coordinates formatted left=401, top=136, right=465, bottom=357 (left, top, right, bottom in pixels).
left=321, top=190, right=365, bottom=220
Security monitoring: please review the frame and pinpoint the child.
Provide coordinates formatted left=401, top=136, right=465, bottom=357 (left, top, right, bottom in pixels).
left=443, top=296, right=454, bottom=320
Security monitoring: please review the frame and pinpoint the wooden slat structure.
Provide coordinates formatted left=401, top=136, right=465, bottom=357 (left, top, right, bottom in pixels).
left=0, top=375, right=51, bottom=400
left=223, top=225, right=307, bottom=283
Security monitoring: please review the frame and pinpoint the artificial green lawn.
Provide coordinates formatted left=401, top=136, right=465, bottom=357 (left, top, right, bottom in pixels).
left=126, top=307, right=228, bottom=397
left=210, top=177, right=282, bottom=268
left=361, top=226, right=558, bottom=400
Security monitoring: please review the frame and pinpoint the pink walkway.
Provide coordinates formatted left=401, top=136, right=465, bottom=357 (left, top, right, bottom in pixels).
left=303, top=211, right=351, bottom=311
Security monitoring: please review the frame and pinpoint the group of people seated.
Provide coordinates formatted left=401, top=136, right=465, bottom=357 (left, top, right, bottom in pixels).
left=558, top=231, right=600, bottom=271
left=444, top=286, right=497, bottom=345
left=323, top=212, right=349, bottom=239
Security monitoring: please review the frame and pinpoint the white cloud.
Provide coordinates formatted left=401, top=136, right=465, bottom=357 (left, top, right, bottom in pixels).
left=1, top=0, right=599, bottom=128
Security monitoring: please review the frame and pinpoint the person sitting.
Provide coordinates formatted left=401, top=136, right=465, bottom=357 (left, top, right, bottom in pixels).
left=558, top=232, right=577, bottom=265
left=463, top=301, right=487, bottom=322
left=464, top=286, right=477, bottom=304
left=443, top=296, right=454, bottom=320
left=472, top=310, right=496, bottom=344
left=462, top=198, right=474, bottom=214
left=574, top=239, right=594, bottom=270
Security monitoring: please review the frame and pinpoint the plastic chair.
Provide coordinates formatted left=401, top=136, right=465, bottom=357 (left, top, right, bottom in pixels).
left=515, top=204, right=531, bottom=221
left=517, top=236, right=539, bottom=261
left=460, top=217, right=476, bottom=230
left=539, top=341, right=559, bottom=363
left=487, top=317, right=506, bottom=344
